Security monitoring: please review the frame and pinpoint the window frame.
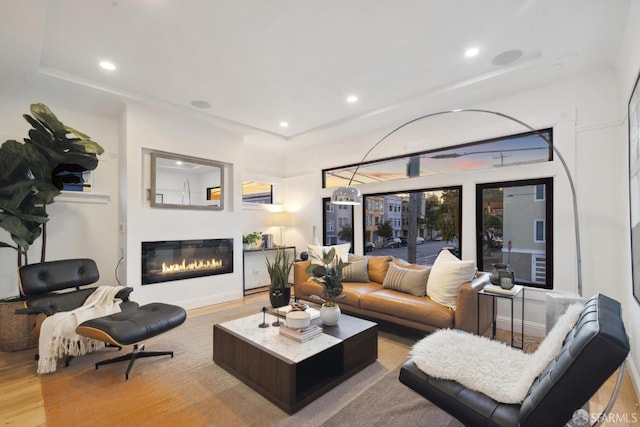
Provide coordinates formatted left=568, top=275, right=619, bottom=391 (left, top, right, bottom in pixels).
left=322, top=129, right=553, bottom=189
left=241, top=181, right=273, bottom=204
left=322, top=197, right=355, bottom=250
left=476, top=177, right=554, bottom=289
left=534, top=219, right=546, bottom=243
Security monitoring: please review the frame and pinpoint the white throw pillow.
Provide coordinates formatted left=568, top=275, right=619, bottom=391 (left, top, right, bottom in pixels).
left=426, top=249, right=476, bottom=309
left=307, top=243, right=350, bottom=265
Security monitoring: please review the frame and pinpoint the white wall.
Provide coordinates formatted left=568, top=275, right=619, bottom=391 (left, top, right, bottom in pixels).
left=615, top=0, right=640, bottom=398
left=283, top=69, right=627, bottom=340
left=0, top=94, right=292, bottom=308
left=120, top=102, right=245, bottom=309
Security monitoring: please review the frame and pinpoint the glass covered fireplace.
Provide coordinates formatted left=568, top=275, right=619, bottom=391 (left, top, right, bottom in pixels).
left=141, top=238, right=233, bottom=285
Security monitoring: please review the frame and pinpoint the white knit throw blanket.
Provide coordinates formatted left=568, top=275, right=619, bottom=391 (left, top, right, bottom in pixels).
left=410, top=303, right=584, bottom=404
left=37, top=285, right=124, bottom=374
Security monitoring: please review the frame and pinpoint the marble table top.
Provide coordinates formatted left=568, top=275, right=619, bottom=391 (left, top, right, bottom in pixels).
left=216, top=312, right=342, bottom=363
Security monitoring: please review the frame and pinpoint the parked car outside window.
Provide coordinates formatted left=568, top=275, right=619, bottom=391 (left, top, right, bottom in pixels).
left=386, top=238, right=401, bottom=248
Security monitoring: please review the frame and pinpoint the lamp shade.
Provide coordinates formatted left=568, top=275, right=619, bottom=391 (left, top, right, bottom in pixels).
left=331, top=185, right=362, bottom=205
left=270, top=211, right=290, bottom=227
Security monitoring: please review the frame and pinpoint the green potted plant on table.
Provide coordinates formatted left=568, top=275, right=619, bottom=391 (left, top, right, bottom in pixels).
left=304, top=247, right=349, bottom=325
left=242, top=231, right=263, bottom=250
left=265, top=248, right=294, bottom=309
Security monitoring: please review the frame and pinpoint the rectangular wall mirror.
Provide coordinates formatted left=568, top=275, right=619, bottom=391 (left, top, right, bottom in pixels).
left=150, top=151, right=225, bottom=210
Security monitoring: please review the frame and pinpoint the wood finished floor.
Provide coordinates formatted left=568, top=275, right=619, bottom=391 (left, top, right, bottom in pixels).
left=1, top=294, right=638, bottom=426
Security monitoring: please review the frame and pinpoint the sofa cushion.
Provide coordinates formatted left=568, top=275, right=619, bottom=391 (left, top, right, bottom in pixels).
left=427, top=250, right=476, bottom=310
left=382, top=262, right=430, bottom=297
left=361, top=289, right=454, bottom=329
left=295, top=278, right=381, bottom=308
left=342, top=258, right=370, bottom=282
left=350, top=255, right=392, bottom=284
left=340, top=282, right=384, bottom=308
left=307, top=243, right=350, bottom=265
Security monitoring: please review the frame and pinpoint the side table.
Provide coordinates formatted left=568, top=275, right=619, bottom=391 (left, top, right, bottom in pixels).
left=477, top=285, right=525, bottom=349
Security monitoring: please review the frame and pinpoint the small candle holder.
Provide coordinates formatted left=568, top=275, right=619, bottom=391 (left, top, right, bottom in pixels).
left=258, top=306, right=269, bottom=328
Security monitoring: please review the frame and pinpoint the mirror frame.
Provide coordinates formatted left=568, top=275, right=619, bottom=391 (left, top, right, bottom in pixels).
left=150, top=150, right=225, bottom=210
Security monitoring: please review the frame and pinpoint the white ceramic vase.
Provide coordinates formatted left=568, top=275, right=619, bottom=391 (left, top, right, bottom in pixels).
left=320, top=304, right=341, bottom=326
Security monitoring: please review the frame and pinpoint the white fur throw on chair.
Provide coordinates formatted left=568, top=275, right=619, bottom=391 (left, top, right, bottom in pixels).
left=410, top=303, right=584, bottom=404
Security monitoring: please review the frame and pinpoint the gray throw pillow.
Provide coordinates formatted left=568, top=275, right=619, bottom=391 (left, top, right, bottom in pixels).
left=342, top=258, right=370, bottom=282
left=382, top=262, right=429, bottom=297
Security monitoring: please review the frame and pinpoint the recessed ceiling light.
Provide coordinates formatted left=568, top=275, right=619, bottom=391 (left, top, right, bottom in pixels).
left=346, top=95, right=358, bottom=103
left=464, top=47, right=479, bottom=58
left=99, top=60, right=116, bottom=71
left=279, top=121, right=289, bottom=128
left=190, top=100, right=211, bottom=109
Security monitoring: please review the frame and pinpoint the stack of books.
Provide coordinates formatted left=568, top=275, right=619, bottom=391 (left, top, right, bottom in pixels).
left=279, top=324, right=323, bottom=343
left=271, top=305, right=321, bottom=320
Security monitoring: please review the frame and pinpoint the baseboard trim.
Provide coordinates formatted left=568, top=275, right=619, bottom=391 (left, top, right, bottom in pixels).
left=495, top=315, right=546, bottom=337
left=179, top=291, right=244, bottom=310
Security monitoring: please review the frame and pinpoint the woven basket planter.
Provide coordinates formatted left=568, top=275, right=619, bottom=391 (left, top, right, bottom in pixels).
left=0, top=297, right=38, bottom=352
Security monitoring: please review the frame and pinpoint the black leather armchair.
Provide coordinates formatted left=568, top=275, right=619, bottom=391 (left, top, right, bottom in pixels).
left=16, top=258, right=186, bottom=379
left=16, top=258, right=135, bottom=326
left=399, top=293, right=630, bottom=427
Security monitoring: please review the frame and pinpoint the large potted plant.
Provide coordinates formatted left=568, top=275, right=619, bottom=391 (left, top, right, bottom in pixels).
left=304, top=247, right=349, bottom=325
left=265, top=248, right=293, bottom=308
left=0, top=103, right=104, bottom=266
left=0, top=103, right=103, bottom=350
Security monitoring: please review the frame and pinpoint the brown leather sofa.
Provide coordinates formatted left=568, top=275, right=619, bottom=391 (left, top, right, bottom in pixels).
left=293, top=255, right=492, bottom=334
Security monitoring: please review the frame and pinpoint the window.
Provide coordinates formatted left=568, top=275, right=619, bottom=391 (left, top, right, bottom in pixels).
left=322, top=198, right=354, bottom=249
left=327, top=220, right=334, bottom=232
left=323, top=129, right=552, bottom=188
left=59, top=170, right=92, bottom=192
left=476, top=178, right=553, bottom=289
left=242, top=182, right=273, bottom=204
left=534, top=219, right=545, bottom=243
left=364, top=187, right=462, bottom=264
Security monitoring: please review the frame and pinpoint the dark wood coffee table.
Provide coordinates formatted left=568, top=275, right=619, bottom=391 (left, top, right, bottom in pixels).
left=213, top=311, right=378, bottom=413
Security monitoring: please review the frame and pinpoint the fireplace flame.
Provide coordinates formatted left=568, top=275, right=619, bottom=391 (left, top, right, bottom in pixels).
left=161, top=258, right=223, bottom=274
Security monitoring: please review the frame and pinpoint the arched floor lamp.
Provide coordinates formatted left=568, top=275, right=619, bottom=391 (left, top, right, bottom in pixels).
left=330, top=110, right=633, bottom=426
left=330, top=109, right=582, bottom=298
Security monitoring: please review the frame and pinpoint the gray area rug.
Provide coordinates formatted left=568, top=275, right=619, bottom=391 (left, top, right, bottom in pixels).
left=40, top=300, right=461, bottom=426
left=322, top=367, right=461, bottom=427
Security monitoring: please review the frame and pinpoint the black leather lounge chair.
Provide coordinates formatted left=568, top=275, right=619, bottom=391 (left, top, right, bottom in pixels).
left=17, top=258, right=187, bottom=379
left=399, top=293, right=630, bottom=427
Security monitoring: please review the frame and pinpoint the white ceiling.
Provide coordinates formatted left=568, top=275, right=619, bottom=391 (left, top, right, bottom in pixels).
left=0, top=0, right=632, bottom=141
